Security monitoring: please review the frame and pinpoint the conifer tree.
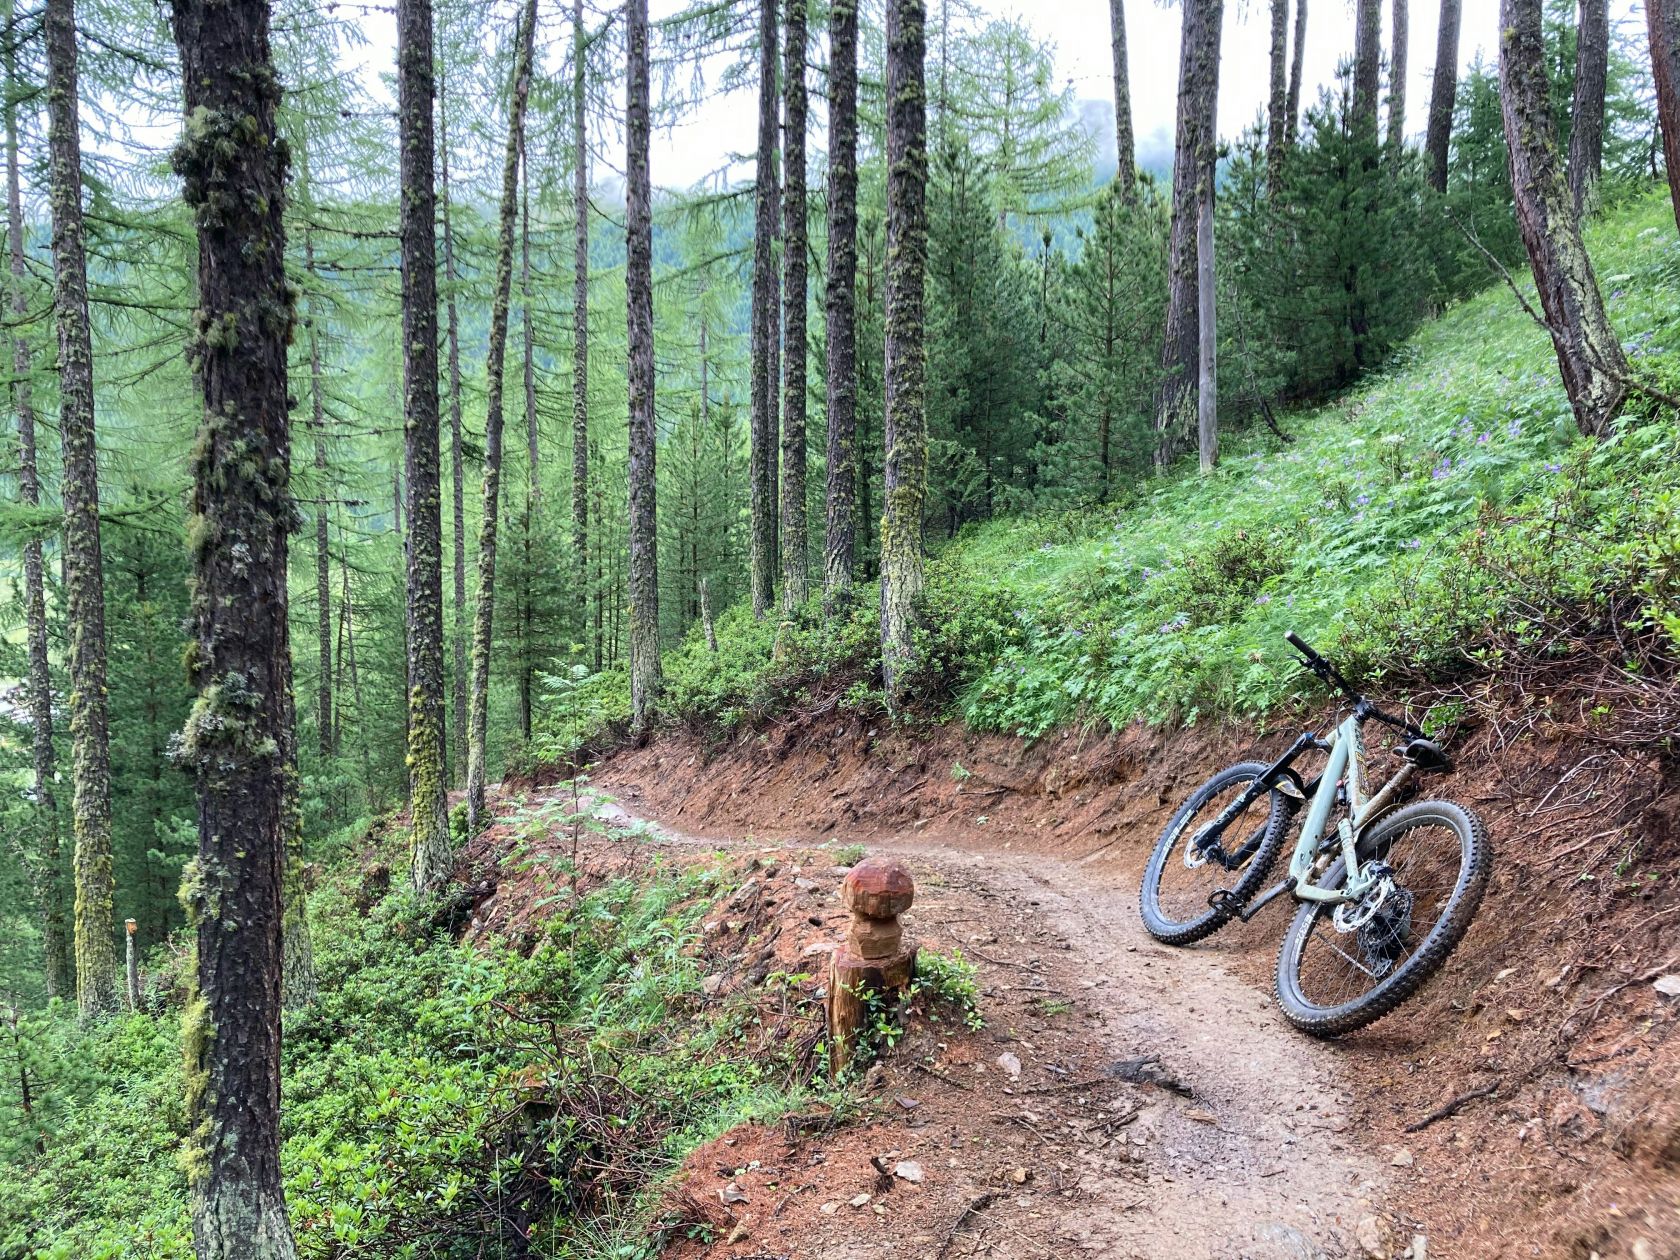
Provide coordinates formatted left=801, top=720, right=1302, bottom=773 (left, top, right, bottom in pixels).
left=572, top=0, right=592, bottom=645
left=467, top=0, right=538, bottom=830
left=1385, top=0, right=1407, bottom=155
left=1653, top=0, right=1680, bottom=233
left=1498, top=0, right=1629, bottom=436
left=1287, top=0, right=1307, bottom=140
left=1110, top=0, right=1135, bottom=197
left=1425, top=0, right=1461, bottom=191
left=398, top=0, right=449, bottom=888
left=749, top=0, right=779, bottom=618
left=1351, top=0, right=1382, bottom=146
left=823, top=0, right=859, bottom=603
left=45, top=0, right=117, bottom=1017
left=1569, top=0, right=1609, bottom=215
left=1267, top=0, right=1289, bottom=190
left=440, top=81, right=468, bottom=781
left=881, top=0, right=927, bottom=709
left=169, top=0, right=299, bottom=1248
left=780, top=0, right=809, bottom=612
left=626, top=0, right=660, bottom=734
left=5, top=0, right=70, bottom=999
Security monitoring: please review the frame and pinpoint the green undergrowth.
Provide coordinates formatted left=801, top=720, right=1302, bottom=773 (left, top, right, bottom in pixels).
left=535, top=192, right=1678, bottom=749
left=0, top=822, right=841, bottom=1258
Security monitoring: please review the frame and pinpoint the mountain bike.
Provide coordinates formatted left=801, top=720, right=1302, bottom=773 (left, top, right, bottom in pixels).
left=1138, top=632, right=1491, bottom=1037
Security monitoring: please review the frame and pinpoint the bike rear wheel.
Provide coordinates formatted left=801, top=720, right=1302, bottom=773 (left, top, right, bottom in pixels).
left=1274, top=798, right=1491, bottom=1037
left=1139, top=761, right=1294, bottom=945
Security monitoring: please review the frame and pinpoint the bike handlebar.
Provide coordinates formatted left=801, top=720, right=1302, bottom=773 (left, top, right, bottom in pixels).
left=1285, top=631, right=1427, bottom=738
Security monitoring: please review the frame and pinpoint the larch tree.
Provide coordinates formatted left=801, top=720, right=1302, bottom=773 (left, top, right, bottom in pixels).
left=6, top=1, right=71, bottom=998
left=397, top=0, right=449, bottom=889
left=1196, top=156, right=1217, bottom=472
left=1568, top=0, right=1609, bottom=215
left=880, top=0, right=927, bottom=709
left=749, top=0, right=779, bottom=618
left=440, top=80, right=468, bottom=781
left=1267, top=0, right=1289, bottom=190
left=1352, top=0, right=1382, bottom=146
left=1653, top=0, right=1680, bottom=233
left=1110, top=0, right=1135, bottom=197
left=45, top=0, right=117, bottom=1017
left=303, top=225, right=333, bottom=762
left=823, top=0, right=859, bottom=605
left=780, top=0, right=809, bottom=612
left=1385, top=0, right=1407, bottom=155
left=572, top=0, right=591, bottom=637
left=1498, top=0, right=1629, bottom=437
left=1287, top=0, right=1307, bottom=139
left=625, top=0, right=660, bottom=734
left=1424, top=0, right=1460, bottom=192
left=169, top=0, right=300, bottom=1250
left=1153, top=0, right=1221, bottom=470
left=466, top=0, right=538, bottom=831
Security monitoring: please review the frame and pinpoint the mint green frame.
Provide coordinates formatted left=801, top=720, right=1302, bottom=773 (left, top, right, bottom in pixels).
left=1284, top=711, right=1417, bottom=905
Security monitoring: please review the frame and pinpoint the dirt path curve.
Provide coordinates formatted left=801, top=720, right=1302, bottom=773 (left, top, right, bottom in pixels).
left=584, top=794, right=1393, bottom=1260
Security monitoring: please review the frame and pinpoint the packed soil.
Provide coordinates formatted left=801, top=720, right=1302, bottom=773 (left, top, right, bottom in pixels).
left=568, top=675, right=1680, bottom=1260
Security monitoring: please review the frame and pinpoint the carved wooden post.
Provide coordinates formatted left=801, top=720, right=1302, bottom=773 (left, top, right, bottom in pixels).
left=826, top=856, right=916, bottom=1076
left=124, top=918, right=139, bottom=1010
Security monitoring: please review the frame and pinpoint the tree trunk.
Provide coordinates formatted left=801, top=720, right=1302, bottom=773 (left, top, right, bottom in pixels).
left=441, top=80, right=468, bottom=785
left=1110, top=0, right=1135, bottom=197
left=823, top=0, right=858, bottom=607
left=1499, top=0, right=1629, bottom=437
left=1196, top=160, right=1217, bottom=473
left=1386, top=0, right=1408, bottom=154
left=780, top=0, right=809, bottom=612
left=750, top=0, right=780, bottom=619
left=572, top=0, right=590, bottom=641
left=1287, top=0, right=1307, bottom=142
left=45, top=0, right=117, bottom=1018
left=518, top=143, right=536, bottom=742
left=304, top=229, right=333, bottom=762
left=881, top=0, right=927, bottom=710
left=396, top=0, right=449, bottom=889
left=1425, top=0, right=1461, bottom=191
left=1568, top=0, right=1609, bottom=215
left=1652, top=0, right=1680, bottom=233
left=6, top=5, right=71, bottom=1001
left=1153, top=0, right=1222, bottom=471
left=279, top=645, right=315, bottom=1011
left=1266, top=0, right=1288, bottom=191
left=466, top=0, right=537, bottom=831
left=168, top=0, right=298, bottom=1250
left=1352, top=0, right=1382, bottom=146
left=625, top=0, right=660, bottom=736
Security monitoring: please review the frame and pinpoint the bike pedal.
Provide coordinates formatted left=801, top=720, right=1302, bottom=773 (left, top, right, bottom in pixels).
left=1207, top=890, right=1244, bottom=915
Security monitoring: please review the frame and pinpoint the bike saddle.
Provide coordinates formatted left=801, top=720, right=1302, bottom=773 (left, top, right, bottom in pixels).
left=1399, top=737, right=1451, bottom=772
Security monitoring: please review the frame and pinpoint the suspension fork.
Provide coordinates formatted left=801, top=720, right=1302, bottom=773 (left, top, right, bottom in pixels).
left=1192, top=731, right=1322, bottom=870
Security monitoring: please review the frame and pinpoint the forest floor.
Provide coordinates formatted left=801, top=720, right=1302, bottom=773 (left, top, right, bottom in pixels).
left=511, top=677, right=1680, bottom=1260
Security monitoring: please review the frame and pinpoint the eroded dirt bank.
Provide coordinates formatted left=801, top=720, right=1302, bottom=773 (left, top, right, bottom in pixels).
left=583, top=694, right=1680, bottom=1259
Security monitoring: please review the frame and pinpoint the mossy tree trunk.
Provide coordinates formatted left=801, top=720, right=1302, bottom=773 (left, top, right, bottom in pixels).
left=625, top=0, right=661, bottom=736
left=1652, top=0, right=1680, bottom=233
left=398, top=0, right=450, bottom=889
left=441, top=82, right=468, bottom=785
left=749, top=0, right=780, bottom=619
left=466, top=0, right=537, bottom=831
left=1425, top=0, right=1461, bottom=192
left=1266, top=0, right=1289, bottom=192
left=168, top=0, right=299, bottom=1250
left=1110, top=0, right=1135, bottom=198
left=880, top=0, right=927, bottom=711
left=45, top=0, right=117, bottom=1019
left=6, top=4, right=71, bottom=1000
left=571, top=0, right=591, bottom=650
left=1385, top=0, right=1408, bottom=156
left=1498, top=0, right=1629, bottom=438
left=823, top=0, right=858, bottom=608
left=1153, top=0, right=1221, bottom=471
left=780, top=0, right=809, bottom=613
left=1568, top=0, right=1608, bottom=215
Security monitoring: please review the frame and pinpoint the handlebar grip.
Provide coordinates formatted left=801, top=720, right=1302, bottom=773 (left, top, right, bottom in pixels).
left=1285, top=630, right=1315, bottom=659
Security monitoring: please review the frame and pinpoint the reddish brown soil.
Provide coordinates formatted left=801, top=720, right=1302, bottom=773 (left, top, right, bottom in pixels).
left=582, top=686, right=1680, bottom=1260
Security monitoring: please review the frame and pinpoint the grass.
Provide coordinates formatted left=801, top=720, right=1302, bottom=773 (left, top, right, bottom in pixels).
left=574, top=190, right=1679, bottom=747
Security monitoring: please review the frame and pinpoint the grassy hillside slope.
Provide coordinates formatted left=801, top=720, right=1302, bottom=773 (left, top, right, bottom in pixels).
left=543, top=191, right=1678, bottom=756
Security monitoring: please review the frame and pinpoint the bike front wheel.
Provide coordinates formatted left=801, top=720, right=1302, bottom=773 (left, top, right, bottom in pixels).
left=1274, top=799, right=1491, bottom=1038
left=1139, top=761, right=1294, bottom=945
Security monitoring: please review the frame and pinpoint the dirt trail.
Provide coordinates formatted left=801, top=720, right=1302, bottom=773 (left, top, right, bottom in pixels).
left=588, top=794, right=1391, bottom=1259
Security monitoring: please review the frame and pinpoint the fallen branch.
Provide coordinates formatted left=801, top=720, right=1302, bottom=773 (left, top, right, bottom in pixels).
left=938, top=1192, right=999, bottom=1257
left=1404, top=1080, right=1499, bottom=1133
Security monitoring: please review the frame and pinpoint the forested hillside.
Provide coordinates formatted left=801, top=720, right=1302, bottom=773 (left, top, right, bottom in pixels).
left=1, top=0, right=1677, bottom=1255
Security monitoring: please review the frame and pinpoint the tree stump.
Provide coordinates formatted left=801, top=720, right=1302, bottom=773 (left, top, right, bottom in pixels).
left=124, top=918, right=139, bottom=1010
left=826, top=856, right=916, bottom=1076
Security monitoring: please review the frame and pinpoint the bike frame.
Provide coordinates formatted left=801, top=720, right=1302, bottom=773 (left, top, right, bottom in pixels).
left=1285, top=709, right=1416, bottom=905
